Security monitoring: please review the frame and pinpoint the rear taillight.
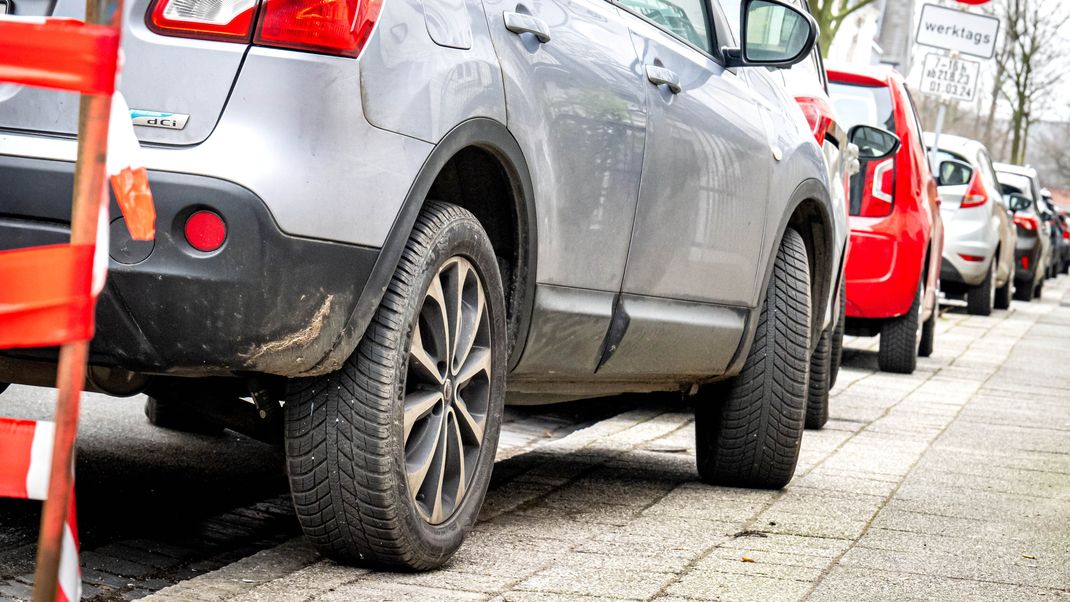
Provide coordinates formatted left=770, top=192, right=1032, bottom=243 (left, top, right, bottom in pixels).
left=1014, top=214, right=1039, bottom=232
left=795, top=96, right=834, bottom=145
left=1063, top=229, right=1069, bottom=240
left=959, top=254, right=984, bottom=262
left=959, top=171, right=989, bottom=209
left=255, top=0, right=381, bottom=57
left=149, top=0, right=257, bottom=41
left=857, top=158, right=895, bottom=218
left=148, top=0, right=381, bottom=57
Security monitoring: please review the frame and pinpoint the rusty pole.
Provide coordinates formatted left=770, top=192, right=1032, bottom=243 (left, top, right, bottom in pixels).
left=31, top=0, right=117, bottom=598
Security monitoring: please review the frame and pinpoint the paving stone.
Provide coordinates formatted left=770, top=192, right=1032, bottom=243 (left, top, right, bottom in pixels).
left=317, top=580, right=488, bottom=601
left=664, top=568, right=812, bottom=601
left=808, top=566, right=1068, bottom=601
left=515, top=564, right=675, bottom=600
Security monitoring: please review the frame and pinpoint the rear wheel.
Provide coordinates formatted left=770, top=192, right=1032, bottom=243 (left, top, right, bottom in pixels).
left=966, top=259, right=996, bottom=316
left=1013, top=278, right=1032, bottom=302
left=878, top=282, right=922, bottom=374
left=828, top=280, right=846, bottom=389
left=695, top=228, right=810, bottom=489
left=1034, top=280, right=1044, bottom=299
left=994, top=272, right=1012, bottom=310
left=805, top=328, right=831, bottom=430
left=284, top=201, right=506, bottom=570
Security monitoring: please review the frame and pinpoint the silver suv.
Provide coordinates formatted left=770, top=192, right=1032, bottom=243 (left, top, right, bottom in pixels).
left=0, top=0, right=843, bottom=569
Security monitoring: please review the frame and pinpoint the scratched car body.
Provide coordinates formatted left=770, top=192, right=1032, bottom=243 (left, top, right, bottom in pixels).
left=0, top=0, right=842, bottom=569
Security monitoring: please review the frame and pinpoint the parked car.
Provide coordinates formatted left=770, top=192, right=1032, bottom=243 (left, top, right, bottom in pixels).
left=0, top=0, right=843, bottom=570
left=826, top=64, right=943, bottom=374
left=717, top=0, right=853, bottom=429
left=1056, top=205, right=1070, bottom=274
left=1040, top=190, right=1068, bottom=277
left=994, top=163, right=1052, bottom=300
left=925, top=132, right=1016, bottom=315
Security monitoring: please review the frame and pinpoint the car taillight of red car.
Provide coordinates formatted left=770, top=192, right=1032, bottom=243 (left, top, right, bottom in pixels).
left=856, top=157, right=896, bottom=217
left=959, top=171, right=989, bottom=209
left=148, top=0, right=382, bottom=57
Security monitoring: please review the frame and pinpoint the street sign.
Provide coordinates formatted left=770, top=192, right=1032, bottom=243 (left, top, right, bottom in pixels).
left=916, top=3, right=1001, bottom=59
left=919, top=53, right=981, bottom=102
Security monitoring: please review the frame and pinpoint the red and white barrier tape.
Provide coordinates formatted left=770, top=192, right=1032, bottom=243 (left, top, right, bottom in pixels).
left=1, top=418, right=82, bottom=601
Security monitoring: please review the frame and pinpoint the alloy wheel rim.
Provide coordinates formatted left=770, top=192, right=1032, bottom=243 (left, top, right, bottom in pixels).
left=403, top=257, right=492, bottom=525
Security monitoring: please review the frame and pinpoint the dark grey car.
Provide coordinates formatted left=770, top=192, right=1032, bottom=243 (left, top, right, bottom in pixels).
left=0, top=0, right=845, bottom=569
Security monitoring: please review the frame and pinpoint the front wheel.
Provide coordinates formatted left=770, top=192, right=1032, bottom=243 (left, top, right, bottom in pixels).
left=878, top=282, right=922, bottom=374
left=966, top=259, right=995, bottom=316
left=284, top=202, right=506, bottom=570
left=695, top=228, right=811, bottom=489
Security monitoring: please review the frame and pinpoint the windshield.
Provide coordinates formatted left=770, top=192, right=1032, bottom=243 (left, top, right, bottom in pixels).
left=828, top=82, right=896, bottom=133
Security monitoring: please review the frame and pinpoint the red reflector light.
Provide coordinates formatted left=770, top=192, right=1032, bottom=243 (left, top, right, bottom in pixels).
left=1021, top=255, right=1030, bottom=270
left=959, top=254, right=985, bottom=262
left=255, top=0, right=382, bottom=57
left=1063, top=229, right=1069, bottom=240
left=959, top=171, right=989, bottom=209
left=185, top=211, right=227, bottom=252
left=148, top=0, right=257, bottom=41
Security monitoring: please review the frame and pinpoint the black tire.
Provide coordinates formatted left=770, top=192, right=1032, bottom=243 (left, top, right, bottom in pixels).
left=918, top=302, right=935, bottom=358
left=805, top=328, right=831, bottom=430
left=878, top=282, right=921, bottom=374
left=695, top=228, right=811, bottom=489
left=994, top=273, right=1012, bottom=310
left=1013, top=278, right=1032, bottom=302
left=284, top=201, right=506, bottom=570
left=144, top=396, right=225, bottom=434
left=828, top=280, right=846, bottom=389
left=966, top=259, right=995, bottom=316
left=0, top=383, right=8, bottom=396
left=1034, top=280, right=1044, bottom=299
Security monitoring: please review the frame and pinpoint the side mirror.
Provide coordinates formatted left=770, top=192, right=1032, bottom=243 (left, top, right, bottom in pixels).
left=723, top=0, right=818, bottom=69
left=1007, top=193, right=1032, bottom=213
left=848, top=125, right=900, bottom=160
left=936, top=159, right=973, bottom=187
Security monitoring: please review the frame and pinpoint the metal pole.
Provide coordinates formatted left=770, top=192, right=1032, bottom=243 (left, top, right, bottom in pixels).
left=930, top=101, right=947, bottom=176
left=32, top=0, right=115, bottom=598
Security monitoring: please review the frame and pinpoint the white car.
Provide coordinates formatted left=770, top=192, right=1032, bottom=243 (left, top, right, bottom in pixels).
left=925, top=132, right=1017, bottom=315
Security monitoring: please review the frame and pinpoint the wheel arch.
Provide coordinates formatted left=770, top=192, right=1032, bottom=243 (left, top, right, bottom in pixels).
left=725, top=178, right=835, bottom=376
left=303, top=118, right=538, bottom=376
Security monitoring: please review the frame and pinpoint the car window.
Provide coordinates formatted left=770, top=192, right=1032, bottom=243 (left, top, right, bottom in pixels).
left=976, top=149, right=1003, bottom=203
left=828, top=82, right=896, bottom=133
left=996, top=171, right=1034, bottom=200
left=619, top=0, right=714, bottom=53
left=902, top=87, right=927, bottom=147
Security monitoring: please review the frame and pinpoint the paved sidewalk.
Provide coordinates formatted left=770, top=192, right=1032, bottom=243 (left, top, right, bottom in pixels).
left=143, top=278, right=1070, bottom=601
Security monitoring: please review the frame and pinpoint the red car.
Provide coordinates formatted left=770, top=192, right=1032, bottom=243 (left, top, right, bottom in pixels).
left=827, top=65, right=943, bottom=375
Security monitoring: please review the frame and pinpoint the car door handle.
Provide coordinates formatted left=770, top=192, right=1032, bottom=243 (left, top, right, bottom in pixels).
left=646, top=65, right=681, bottom=94
left=504, top=12, right=551, bottom=43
